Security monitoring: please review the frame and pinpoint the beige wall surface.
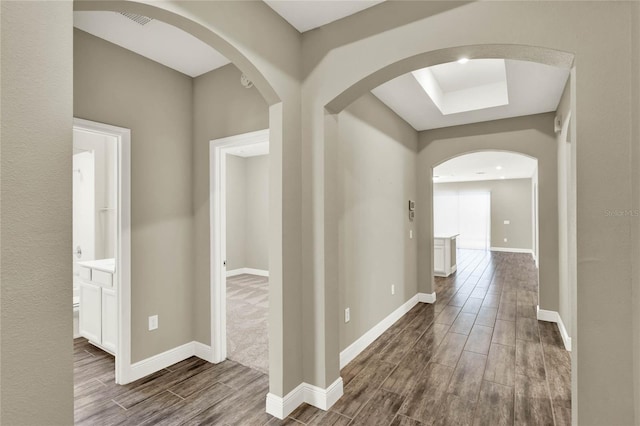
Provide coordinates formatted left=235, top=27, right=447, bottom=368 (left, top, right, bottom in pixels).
left=225, top=154, right=269, bottom=272
left=434, top=178, right=533, bottom=251
left=1, top=2, right=74, bottom=424
left=419, top=114, right=557, bottom=311
left=245, top=155, right=270, bottom=271
left=226, top=155, right=247, bottom=271
left=74, top=29, right=195, bottom=362
left=337, top=93, right=418, bottom=350
left=192, top=63, right=269, bottom=344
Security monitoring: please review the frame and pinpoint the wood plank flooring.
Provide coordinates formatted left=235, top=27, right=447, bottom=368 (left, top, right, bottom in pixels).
left=74, top=249, right=570, bottom=425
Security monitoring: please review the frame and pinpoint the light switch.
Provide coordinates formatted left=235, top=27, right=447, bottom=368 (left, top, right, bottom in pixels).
left=504, top=220, right=510, bottom=225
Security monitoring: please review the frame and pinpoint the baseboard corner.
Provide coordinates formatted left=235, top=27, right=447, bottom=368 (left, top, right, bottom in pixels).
left=266, top=383, right=305, bottom=420
left=227, top=267, right=269, bottom=277
left=536, top=306, right=572, bottom=351
left=304, top=377, right=344, bottom=410
left=128, top=341, right=197, bottom=383
left=194, top=341, right=214, bottom=362
left=418, top=292, right=437, bottom=304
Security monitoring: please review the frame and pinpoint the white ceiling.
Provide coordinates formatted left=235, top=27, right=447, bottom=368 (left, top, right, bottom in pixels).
left=264, top=0, right=385, bottom=32
left=412, top=59, right=509, bottom=116
left=226, top=142, right=270, bottom=158
left=74, top=2, right=386, bottom=78
left=372, top=59, right=570, bottom=131
left=74, top=11, right=230, bottom=77
left=75, top=8, right=569, bottom=138
left=433, top=151, right=537, bottom=183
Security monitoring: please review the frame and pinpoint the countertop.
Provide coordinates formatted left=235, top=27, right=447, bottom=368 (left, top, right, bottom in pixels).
left=434, top=234, right=460, bottom=239
left=77, top=258, right=116, bottom=273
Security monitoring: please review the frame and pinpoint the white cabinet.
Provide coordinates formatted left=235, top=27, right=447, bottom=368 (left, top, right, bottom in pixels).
left=78, top=260, right=116, bottom=355
left=434, top=244, right=445, bottom=273
left=434, top=234, right=459, bottom=277
left=79, top=281, right=102, bottom=343
left=101, top=287, right=117, bottom=353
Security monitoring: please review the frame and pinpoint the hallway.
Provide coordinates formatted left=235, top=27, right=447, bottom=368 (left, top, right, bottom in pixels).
left=73, top=250, right=570, bottom=425
left=290, top=250, right=571, bottom=425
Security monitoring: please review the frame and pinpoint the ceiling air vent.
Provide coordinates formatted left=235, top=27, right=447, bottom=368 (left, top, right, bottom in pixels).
left=119, top=12, right=153, bottom=26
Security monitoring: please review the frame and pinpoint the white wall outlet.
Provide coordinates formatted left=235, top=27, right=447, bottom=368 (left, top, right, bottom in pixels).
left=503, top=237, right=508, bottom=242
left=409, top=229, right=413, bottom=239
left=391, top=284, right=395, bottom=295
left=504, top=220, right=510, bottom=225
left=344, top=308, right=350, bottom=323
left=148, top=315, right=158, bottom=331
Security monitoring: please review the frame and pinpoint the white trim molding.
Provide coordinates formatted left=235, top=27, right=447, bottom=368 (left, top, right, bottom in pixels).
left=194, top=342, right=214, bottom=363
left=266, top=384, right=305, bottom=420
left=73, top=118, right=131, bottom=386
left=490, top=247, right=534, bottom=255
left=226, top=268, right=269, bottom=277
left=127, top=341, right=214, bottom=383
left=418, top=292, right=437, bottom=304
left=210, top=129, right=270, bottom=365
left=129, top=342, right=196, bottom=383
left=537, top=306, right=572, bottom=351
left=266, top=378, right=344, bottom=420
left=340, top=293, right=421, bottom=369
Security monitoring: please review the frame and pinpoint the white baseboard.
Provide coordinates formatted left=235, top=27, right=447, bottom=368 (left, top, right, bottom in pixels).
left=128, top=341, right=214, bottom=383
left=537, top=306, right=572, bottom=351
left=266, top=383, right=306, bottom=420
left=418, top=292, right=437, bottom=304
left=490, top=247, right=534, bottom=255
left=339, top=293, right=421, bottom=369
left=266, top=378, right=344, bottom=419
left=226, top=268, right=269, bottom=277
left=194, top=341, right=214, bottom=363
left=129, top=341, right=196, bottom=382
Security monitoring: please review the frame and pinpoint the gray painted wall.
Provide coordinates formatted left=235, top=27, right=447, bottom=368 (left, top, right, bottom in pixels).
left=1, top=2, right=74, bottom=424
left=74, top=29, right=195, bottom=362
left=226, top=154, right=269, bottom=272
left=245, top=156, right=270, bottom=271
left=337, top=93, right=418, bottom=350
left=226, top=155, right=247, bottom=271
left=434, top=178, right=533, bottom=251
left=192, top=63, right=269, bottom=344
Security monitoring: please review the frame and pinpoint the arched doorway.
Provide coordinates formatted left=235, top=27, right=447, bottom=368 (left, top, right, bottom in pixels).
left=72, top=0, right=293, bottom=412
left=321, top=45, right=575, bottom=421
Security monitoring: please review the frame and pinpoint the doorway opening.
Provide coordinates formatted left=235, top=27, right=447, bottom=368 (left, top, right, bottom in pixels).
left=210, top=129, right=270, bottom=374
left=73, top=118, right=131, bottom=385
left=432, top=151, right=539, bottom=279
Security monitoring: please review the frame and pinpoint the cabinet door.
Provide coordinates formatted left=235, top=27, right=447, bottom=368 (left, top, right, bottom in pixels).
left=79, top=282, right=101, bottom=344
left=434, top=246, right=445, bottom=273
left=101, top=287, right=117, bottom=353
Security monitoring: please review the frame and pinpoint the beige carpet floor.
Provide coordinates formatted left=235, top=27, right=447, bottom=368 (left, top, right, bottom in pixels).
left=226, top=273, right=269, bottom=374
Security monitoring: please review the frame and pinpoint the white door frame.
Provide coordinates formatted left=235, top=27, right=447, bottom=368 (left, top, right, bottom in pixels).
left=73, top=118, right=131, bottom=385
left=209, top=129, right=269, bottom=363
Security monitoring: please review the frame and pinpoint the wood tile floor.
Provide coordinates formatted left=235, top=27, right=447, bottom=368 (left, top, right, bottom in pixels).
left=75, top=249, right=570, bottom=425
